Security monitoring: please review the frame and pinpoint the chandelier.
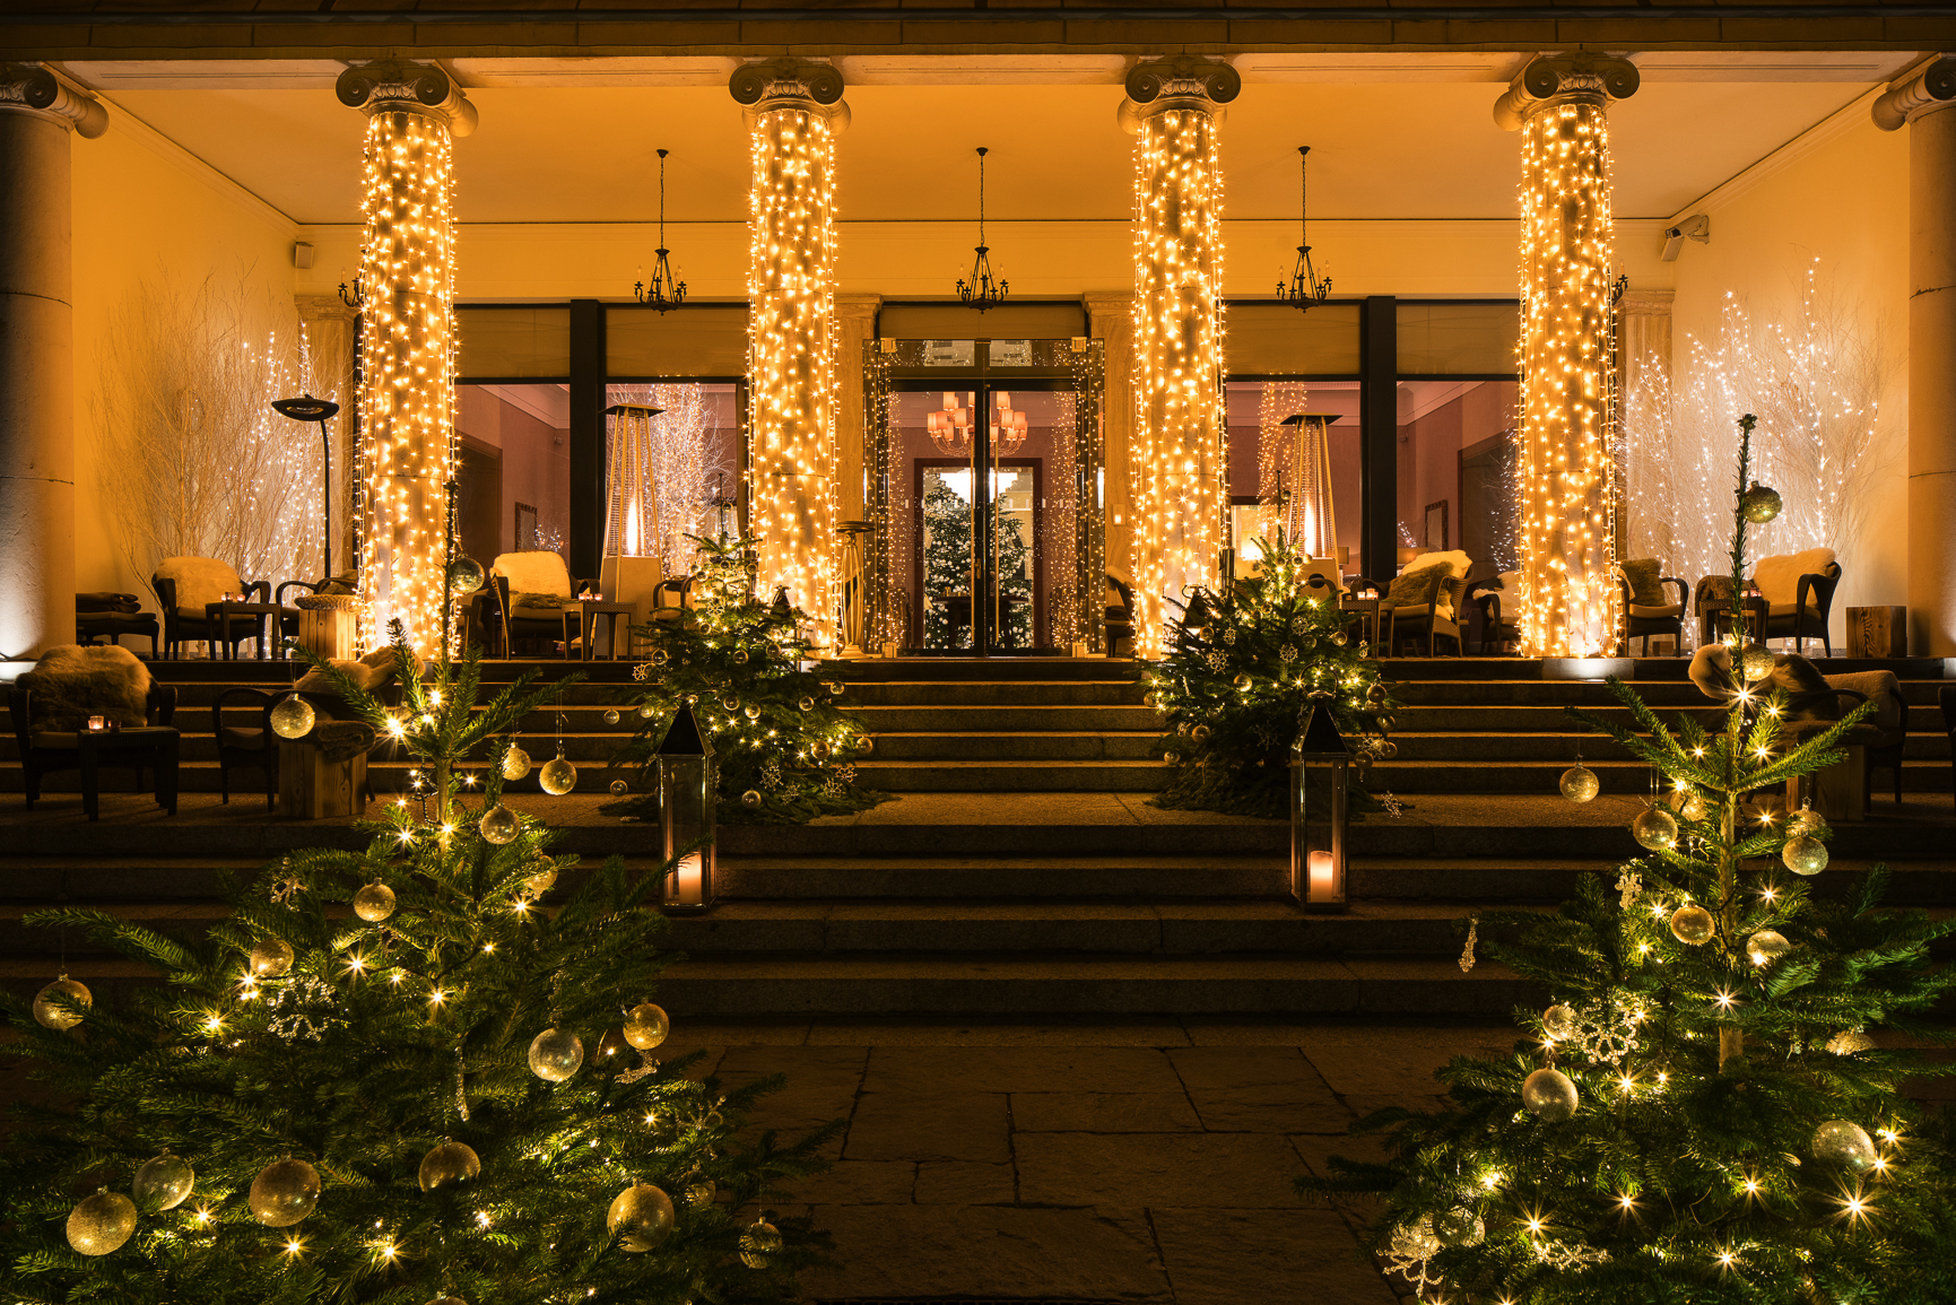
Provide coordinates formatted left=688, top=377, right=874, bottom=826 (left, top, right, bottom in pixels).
left=991, top=391, right=1029, bottom=457
left=634, top=148, right=688, bottom=313
left=337, top=276, right=365, bottom=309
left=925, top=392, right=973, bottom=457
left=956, top=147, right=1008, bottom=311
left=1277, top=145, right=1332, bottom=311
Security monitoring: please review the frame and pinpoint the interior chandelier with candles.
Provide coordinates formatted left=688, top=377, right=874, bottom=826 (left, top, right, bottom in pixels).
left=955, top=146, right=1008, bottom=311
left=634, top=148, right=687, bottom=313
left=1277, top=145, right=1333, bottom=311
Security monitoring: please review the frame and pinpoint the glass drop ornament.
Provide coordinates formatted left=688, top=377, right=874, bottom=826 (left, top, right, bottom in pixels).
left=741, top=789, right=762, bottom=807
left=1670, top=904, right=1716, bottom=946
left=1783, top=835, right=1828, bottom=876
left=1631, top=806, right=1679, bottom=852
left=1676, top=790, right=1710, bottom=822
left=685, top=1178, right=716, bottom=1208
left=1812, top=1119, right=1877, bottom=1171
left=1522, top=1067, right=1579, bottom=1122
left=538, top=756, right=577, bottom=796
left=609, top=779, right=629, bottom=796
left=134, top=1152, right=195, bottom=1211
left=1788, top=805, right=1828, bottom=838
left=446, top=555, right=487, bottom=594
left=417, top=1140, right=481, bottom=1191
left=33, top=975, right=91, bottom=1030
left=250, top=937, right=294, bottom=978
left=269, top=694, right=315, bottom=740
left=1542, top=1004, right=1579, bottom=1040
left=249, top=1158, right=320, bottom=1227
left=1746, top=929, right=1792, bottom=966
left=1827, top=1029, right=1876, bottom=1055
left=353, top=881, right=396, bottom=923
left=1741, top=645, right=1776, bottom=683
left=602, top=708, right=621, bottom=726
left=478, top=804, right=519, bottom=845
left=624, top=1001, right=670, bottom=1050
left=527, top=1027, right=584, bottom=1082
left=524, top=863, right=558, bottom=897
left=607, top=1182, right=676, bottom=1252
left=67, top=1190, right=136, bottom=1256
left=1558, top=764, right=1599, bottom=803
left=501, top=745, right=532, bottom=782
left=741, top=1217, right=784, bottom=1268
left=1739, top=481, right=1783, bottom=524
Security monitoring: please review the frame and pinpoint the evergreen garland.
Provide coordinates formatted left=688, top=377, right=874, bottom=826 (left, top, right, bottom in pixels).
left=1147, top=530, right=1396, bottom=818
left=607, top=532, right=881, bottom=825
left=0, top=634, right=834, bottom=1304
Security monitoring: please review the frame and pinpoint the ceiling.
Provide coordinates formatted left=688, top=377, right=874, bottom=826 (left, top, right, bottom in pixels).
left=71, top=52, right=1913, bottom=227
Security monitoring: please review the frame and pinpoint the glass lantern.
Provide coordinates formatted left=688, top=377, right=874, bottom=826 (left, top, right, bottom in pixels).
left=655, top=705, right=717, bottom=914
left=1291, top=702, right=1351, bottom=912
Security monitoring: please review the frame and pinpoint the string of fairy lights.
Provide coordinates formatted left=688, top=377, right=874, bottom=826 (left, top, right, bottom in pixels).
left=355, top=106, right=459, bottom=658
left=1130, top=105, right=1228, bottom=660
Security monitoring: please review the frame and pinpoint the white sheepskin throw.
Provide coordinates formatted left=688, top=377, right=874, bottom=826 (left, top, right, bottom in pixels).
left=155, top=556, right=244, bottom=617
left=25, top=645, right=152, bottom=729
left=295, top=645, right=402, bottom=697
left=1752, top=548, right=1836, bottom=607
left=492, top=551, right=574, bottom=599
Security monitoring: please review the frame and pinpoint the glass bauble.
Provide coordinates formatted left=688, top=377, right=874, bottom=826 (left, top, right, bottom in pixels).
left=1522, top=1067, right=1579, bottom=1122
left=353, top=882, right=397, bottom=923
left=740, top=1217, right=784, bottom=1268
left=478, top=804, right=520, bottom=845
left=684, top=1178, right=716, bottom=1209
left=602, top=709, right=621, bottom=726
left=638, top=703, right=658, bottom=720
left=417, top=1140, right=481, bottom=1191
left=1739, top=482, right=1783, bottom=524
left=249, top=1158, right=320, bottom=1227
left=67, top=1190, right=136, bottom=1256
left=538, top=757, right=577, bottom=796
left=269, top=694, right=315, bottom=740
left=609, top=779, right=629, bottom=796
left=623, top=1001, right=670, bottom=1050
left=250, top=937, right=294, bottom=978
left=1232, top=674, right=1253, bottom=691
left=33, top=975, right=91, bottom=1030
left=741, top=789, right=762, bottom=807
left=1670, top=904, right=1716, bottom=946
left=1746, top=929, right=1792, bottom=966
left=1788, top=806, right=1829, bottom=838
left=134, top=1152, right=195, bottom=1211
left=1783, top=835, right=1828, bottom=876
left=1388, top=1216, right=1440, bottom=1260
left=524, top=863, right=558, bottom=897
left=527, top=1028, right=584, bottom=1082
left=827, top=680, right=845, bottom=695
left=858, top=734, right=875, bottom=755
left=799, top=696, right=815, bottom=712
left=743, top=704, right=760, bottom=721
left=446, top=556, right=486, bottom=594
left=1434, top=1206, right=1485, bottom=1248
left=1827, top=1029, right=1876, bottom=1055
left=1558, top=765, right=1599, bottom=803
left=607, top=1182, right=676, bottom=1252
left=501, top=745, right=532, bottom=782
left=1812, top=1119, right=1877, bottom=1171
left=1740, top=646, right=1776, bottom=683
left=1542, top=1004, right=1579, bottom=1040
left=721, top=695, right=740, bottom=712
left=1675, top=790, right=1710, bottom=823
left=1631, top=807, right=1680, bottom=852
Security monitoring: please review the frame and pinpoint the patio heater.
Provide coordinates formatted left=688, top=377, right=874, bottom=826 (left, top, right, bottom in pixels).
left=1291, top=698, right=1351, bottom=912
left=1278, top=411, right=1341, bottom=561
left=271, top=394, right=340, bottom=581
left=655, top=703, right=717, bottom=914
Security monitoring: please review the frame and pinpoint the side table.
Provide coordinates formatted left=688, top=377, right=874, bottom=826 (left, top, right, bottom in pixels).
left=1846, top=606, right=1907, bottom=658
left=563, top=601, right=635, bottom=661
left=1339, top=595, right=1382, bottom=649
left=77, top=726, right=179, bottom=821
left=205, top=601, right=285, bottom=659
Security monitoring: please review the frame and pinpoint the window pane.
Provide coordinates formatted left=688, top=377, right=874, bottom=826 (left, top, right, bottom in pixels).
left=455, top=383, right=572, bottom=571
left=1396, top=302, right=1518, bottom=375
left=1225, top=302, right=1361, bottom=376
left=1223, top=378, right=1363, bottom=576
left=457, top=307, right=570, bottom=379
left=1396, top=379, right=1519, bottom=580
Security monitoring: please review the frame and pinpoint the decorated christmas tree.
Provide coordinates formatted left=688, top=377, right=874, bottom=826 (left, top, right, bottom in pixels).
left=1308, top=417, right=1956, bottom=1303
left=920, top=477, right=1032, bottom=650
left=2, top=637, right=831, bottom=1304
left=1148, top=528, right=1395, bottom=817
left=608, top=531, right=879, bottom=824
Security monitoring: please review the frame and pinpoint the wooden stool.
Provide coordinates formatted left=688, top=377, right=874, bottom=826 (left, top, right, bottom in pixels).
left=279, top=738, right=368, bottom=819
left=1788, top=744, right=1868, bottom=824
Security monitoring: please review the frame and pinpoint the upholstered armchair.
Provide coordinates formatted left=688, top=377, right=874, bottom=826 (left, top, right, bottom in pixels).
left=1756, top=549, right=1842, bottom=656
left=485, top=551, right=599, bottom=658
left=1616, top=564, right=1690, bottom=656
left=213, top=686, right=278, bottom=806
left=1105, top=574, right=1135, bottom=658
left=1466, top=571, right=1521, bottom=655
left=152, top=557, right=268, bottom=658
left=1778, top=669, right=1910, bottom=813
left=1380, top=551, right=1472, bottom=657
left=9, top=648, right=177, bottom=808
left=75, top=592, right=159, bottom=657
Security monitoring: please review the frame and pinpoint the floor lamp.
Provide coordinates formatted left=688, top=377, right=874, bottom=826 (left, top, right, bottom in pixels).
left=272, top=394, right=341, bottom=581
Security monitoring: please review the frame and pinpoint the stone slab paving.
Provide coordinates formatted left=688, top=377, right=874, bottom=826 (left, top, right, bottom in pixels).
left=674, top=1017, right=1519, bottom=1304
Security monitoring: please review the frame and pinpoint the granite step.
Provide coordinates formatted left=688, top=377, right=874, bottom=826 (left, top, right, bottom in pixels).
left=853, top=759, right=1170, bottom=792
left=867, top=732, right=1161, bottom=762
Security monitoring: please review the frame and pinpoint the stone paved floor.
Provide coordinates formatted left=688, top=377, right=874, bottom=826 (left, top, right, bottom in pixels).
left=665, top=1019, right=1517, bottom=1304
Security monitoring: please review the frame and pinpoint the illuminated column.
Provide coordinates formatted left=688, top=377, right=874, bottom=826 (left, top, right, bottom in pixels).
left=1874, top=57, right=1956, bottom=654
left=1496, top=54, right=1639, bottom=658
left=731, top=58, right=847, bottom=646
left=336, top=61, right=476, bottom=656
left=1122, top=56, right=1238, bottom=660
left=0, top=65, right=104, bottom=665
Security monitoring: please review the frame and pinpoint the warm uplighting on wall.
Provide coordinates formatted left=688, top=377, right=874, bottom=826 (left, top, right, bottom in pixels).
left=1516, top=97, right=1621, bottom=657
left=746, top=104, right=838, bottom=646
left=1131, top=107, right=1227, bottom=659
left=355, top=107, right=458, bottom=657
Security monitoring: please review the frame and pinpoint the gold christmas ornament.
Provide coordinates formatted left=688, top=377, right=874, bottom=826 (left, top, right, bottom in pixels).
left=623, top=1001, right=670, bottom=1050
left=33, top=975, right=92, bottom=1030
left=1542, top=1004, right=1579, bottom=1040
left=1522, top=1067, right=1579, bottom=1122
left=352, top=882, right=397, bottom=923
left=798, top=696, right=815, bottom=712
left=1739, top=481, right=1783, bottom=524
left=608, top=779, right=629, bottom=796
left=740, top=1217, right=784, bottom=1268
left=249, top=1158, right=321, bottom=1227
left=446, top=555, right=487, bottom=595
left=501, top=745, right=532, bottom=782
left=741, top=789, right=763, bottom=807
left=1674, top=790, right=1710, bottom=823
left=417, top=1140, right=481, bottom=1191
left=133, top=1152, right=195, bottom=1211
left=527, top=1027, right=584, bottom=1082
left=523, top=864, right=558, bottom=897
left=478, top=804, right=520, bottom=845
left=1631, top=806, right=1679, bottom=852
left=1787, top=805, right=1829, bottom=838
left=1782, top=835, right=1828, bottom=876
left=269, top=694, right=316, bottom=741
left=607, top=1182, right=676, bottom=1252
left=1740, top=645, right=1776, bottom=683
left=538, top=757, right=577, bottom=796
left=1827, top=1029, right=1877, bottom=1055
left=685, top=1178, right=716, bottom=1209
left=67, top=1189, right=137, bottom=1256
left=1669, top=904, right=1716, bottom=946
left=1745, top=929, right=1792, bottom=966
left=602, top=708, right=621, bottom=726
left=1389, top=1217, right=1440, bottom=1260
left=250, top=938, right=295, bottom=978
left=1812, top=1119, right=1877, bottom=1171
left=1558, top=764, right=1599, bottom=803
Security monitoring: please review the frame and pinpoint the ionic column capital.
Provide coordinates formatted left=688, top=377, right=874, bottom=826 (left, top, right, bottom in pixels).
left=1874, top=55, right=1956, bottom=131
left=1493, top=53, right=1639, bottom=131
left=730, top=57, right=849, bottom=128
left=0, top=63, right=106, bottom=138
left=1120, top=55, right=1239, bottom=133
left=335, top=60, right=477, bottom=138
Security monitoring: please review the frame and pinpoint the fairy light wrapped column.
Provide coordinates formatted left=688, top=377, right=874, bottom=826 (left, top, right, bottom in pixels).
left=1495, top=55, right=1639, bottom=658
left=335, top=62, right=476, bottom=657
left=1122, top=56, right=1238, bottom=660
left=730, top=59, right=847, bottom=649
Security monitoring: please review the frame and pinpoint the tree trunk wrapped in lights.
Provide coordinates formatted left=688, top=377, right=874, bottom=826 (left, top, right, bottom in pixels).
left=1499, top=55, right=1639, bottom=658
left=337, top=62, right=475, bottom=659
left=733, top=59, right=845, bottom=650
left=1123, top=56, right=1237, bottom=660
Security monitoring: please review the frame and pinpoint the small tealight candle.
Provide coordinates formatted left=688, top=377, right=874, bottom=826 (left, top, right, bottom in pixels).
left=85, top=714, right=109, bottom=733
left=1071, top=640, right=1090, bottom=658
left=882, top=641, right=900, bottom=659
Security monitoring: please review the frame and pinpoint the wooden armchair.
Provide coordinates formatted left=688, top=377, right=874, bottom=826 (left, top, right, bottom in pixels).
left=1757, top=550, right=1842, bottom=656
left=485, top=551, right=598, bottom=658
left=1465, top=575, right=1521, bottom=655
left=1779, top=671, right=1909, bottom=813
left=153, top=557, right=268, bottom=657
left=213, top=686, right=278, bottom=806
left=1619, top=573, right=1690, bottom=655
left=1379, top=554, right=1471, bottom=657
left=10, top=678, right=177, bottom=809
left=1105, top=575, right=1135, bottom=658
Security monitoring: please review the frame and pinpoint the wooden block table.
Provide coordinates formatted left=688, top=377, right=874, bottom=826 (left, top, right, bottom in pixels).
left=1846, top=606, right=1907, bottom=658
left=280, top=738, right=368, bottom=819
